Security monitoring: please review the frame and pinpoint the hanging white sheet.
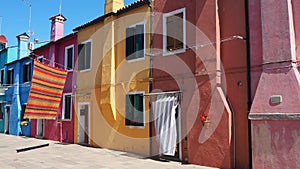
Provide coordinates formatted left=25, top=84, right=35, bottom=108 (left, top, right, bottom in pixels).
left=152, top=95, right=179, bottom=156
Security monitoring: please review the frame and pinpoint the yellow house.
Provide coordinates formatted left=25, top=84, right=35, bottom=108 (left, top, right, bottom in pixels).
left=73, top=0, right=152, bottom=156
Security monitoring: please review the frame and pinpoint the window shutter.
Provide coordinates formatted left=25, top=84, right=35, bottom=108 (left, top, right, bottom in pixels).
left=78, top=44, right=85, bottom=71
left=67, top=47, right=73, bottom=69
left=86, top=42, right=91, bottom=70
left=135, top=25, right=144, bottom=59
left=134, top=94, right=144, bottom=126
left=126, top=27, right=135, bottom=60
left=125, top=94, right=132, bottom=125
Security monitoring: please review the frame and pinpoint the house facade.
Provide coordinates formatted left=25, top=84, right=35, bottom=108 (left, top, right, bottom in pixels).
left=152, top=0, right=249, bottom=168
left=73, top=0, right=152, bottom=155
left=30, top=14, right=77, bottom=143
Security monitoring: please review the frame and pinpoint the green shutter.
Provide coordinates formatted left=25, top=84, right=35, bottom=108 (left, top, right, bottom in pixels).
left=134, top=94, right=144, bottom=126
left=135, top=25, right=144, bottom=59
left=126, top=27, right=135, bottom=60
left=78, top=44, right=85, bottom=71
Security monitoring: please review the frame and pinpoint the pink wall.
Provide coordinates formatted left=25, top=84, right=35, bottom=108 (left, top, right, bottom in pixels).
left=249, top=0, right=300, bottom=168
left=31, top=34, right=77, bottom=143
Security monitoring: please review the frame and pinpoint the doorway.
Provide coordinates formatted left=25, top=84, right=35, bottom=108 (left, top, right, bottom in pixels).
left=78, top=102, right=90, bottom=144
left=36, top=119, right=44, bottom=138
left=4, top=105, right=10, bottom=134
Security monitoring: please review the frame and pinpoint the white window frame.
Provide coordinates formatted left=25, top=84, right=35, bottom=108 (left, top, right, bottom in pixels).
left=62, top=93, right=72, bottom=121
left=64, top=45, right=74, bottom=71
left=126, top=22, right=146, bottom=63
left=126, top=91, right=145, bottom=129
left=78, top=40, right=92, bottom=72
left=37, top=56, right=44, bottom=63
left=163, top=8, right=186, bottom=56
left=23, top=62, right=31, bottom=83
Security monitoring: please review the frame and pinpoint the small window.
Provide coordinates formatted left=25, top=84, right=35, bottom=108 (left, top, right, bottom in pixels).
left=78, top=41, right=91, bottom=71
left=23, top=62, right=31, bottom=83
left=65, top=45, right=74, bottom=70
left=125, top=93, right=144, bottom=127
left=0, top=103, right=3, bottom=120
left=7, top=69, right=14, bottom=85
left=163, top=8, right=186, bottom=54
left=37, top=56, right=44, bottom=63
left=126, top=24, right=145, bottom=61
left=63, top=93, right=72, bottom=120
left=0, top=69, right=4, bottom=85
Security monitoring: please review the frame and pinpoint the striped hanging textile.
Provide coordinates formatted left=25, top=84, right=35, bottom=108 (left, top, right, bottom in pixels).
left=24, top=60, right=68, bottom=120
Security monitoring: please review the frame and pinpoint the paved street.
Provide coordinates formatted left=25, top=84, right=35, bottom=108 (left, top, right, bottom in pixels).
left=0, top=134, right=217, bottom=169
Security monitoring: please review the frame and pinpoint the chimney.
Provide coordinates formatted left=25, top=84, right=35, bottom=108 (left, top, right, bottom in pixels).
left=0, top=35, right=7, bottom=50
left=16, top=32, right=30, bottom=59
left=49, top=14, right=66, bottom=42
left=105, top=0, right=124, bottom=14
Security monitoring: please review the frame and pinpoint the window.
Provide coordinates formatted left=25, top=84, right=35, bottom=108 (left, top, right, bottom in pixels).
left=37, top=56, right=44, bottom=63
left=125, top=92, right=144, bottom=127
left=0, top=103, right=3, bottom=120
left=78, top=41, right=91, bottom=71
left=23, top=62, right=31, bottom=83
left=65, top=45, right=74, bottom=70
left=126, top=23, right=145, bottom=61
left=0, top=69, right=4, bottom=85
left=7, top=68, right=14, bottom=85
left=63, top=93, right=72, bottom=120
left=163, top=8, right=186, bottom=55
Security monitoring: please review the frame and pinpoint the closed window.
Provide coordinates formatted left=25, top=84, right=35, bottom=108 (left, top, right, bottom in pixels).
left=0, top=69, right=4, bottom=85
left=125, top=93, right=144, bottom=127
left=78, top=41, right=91, bottom=71
left=7, top=69, right=14, bottom=85
left=63, top=93, right=72, bottom=120
left=163, top=8, right=186, bottom=54
left=23, top=62, right=31, bottom=83
left=65, top=45, right=74, bottom=70
left=126, top=24, right=145, bottom=61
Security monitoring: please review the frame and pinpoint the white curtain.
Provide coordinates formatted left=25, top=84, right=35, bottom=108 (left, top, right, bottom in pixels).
left=152, top=95, right=179, bottom=156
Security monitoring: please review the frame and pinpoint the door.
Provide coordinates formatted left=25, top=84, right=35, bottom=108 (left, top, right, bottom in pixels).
left=4, top=105, right=10, bottom=134
left=78, top=103, right=89, bottom=144
left=36, top=119, right=44, bottom=138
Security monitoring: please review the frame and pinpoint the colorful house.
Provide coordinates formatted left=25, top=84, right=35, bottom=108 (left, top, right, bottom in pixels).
left=73, top=0, right=152, bottom=155
left=30, top=14, right=77, bottom=143
left=152, top=0, right=249, bottom=168
left=248, top=0, right=300, bottom=168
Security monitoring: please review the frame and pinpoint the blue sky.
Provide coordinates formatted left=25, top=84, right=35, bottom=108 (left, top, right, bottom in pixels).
left=0, top=0, right=137, bottom=46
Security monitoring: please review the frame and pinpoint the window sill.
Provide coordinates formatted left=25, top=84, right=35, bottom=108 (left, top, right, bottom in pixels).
left=62, top=119, right=72, bottom=122
left=163, top=48, right=186, bottom=56
left=79, top=69, right=91, bottom=73
left=127, top=125, right=145, bottom=129
left=126, top=57, right=146, bottom=63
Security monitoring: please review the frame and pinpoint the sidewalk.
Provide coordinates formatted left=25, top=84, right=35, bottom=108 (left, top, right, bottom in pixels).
left=0, top=134, right=218, bottom=169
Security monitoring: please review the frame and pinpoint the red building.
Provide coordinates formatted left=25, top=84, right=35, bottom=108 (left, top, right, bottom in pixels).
left=30, top=14, right=77, bottom=143
left=249, top=0, right=300, bottom=168
left=152, top=0, right=249, bottom=168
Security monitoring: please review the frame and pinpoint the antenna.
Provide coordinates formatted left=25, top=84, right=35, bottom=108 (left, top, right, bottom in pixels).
left=0, top=16, right=2, bottom=35
left=22, top=0, right=33, bottom=37
left=59, top=0, right=63, bottom=14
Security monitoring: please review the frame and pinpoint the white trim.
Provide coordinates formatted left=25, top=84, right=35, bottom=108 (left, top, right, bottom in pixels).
left=64, top=44, right=74, bottom=71
left=78, top=40, right=92, bottom=72
left=37, top=55, right=44, bottom=63
left=126, top=91, right=146, bottom=129
left=62, top=93, right=72, bottom=121
left=162, top=8, right=186, bottom=56
left=126, top=22, right=146, bottom=63
left=77, top=102, right=90, bottom=144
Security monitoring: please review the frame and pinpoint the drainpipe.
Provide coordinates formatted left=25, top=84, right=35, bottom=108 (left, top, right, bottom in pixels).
left=147, top=0, right=153, bottom=158
left=244, top=0, right=253, bottom=167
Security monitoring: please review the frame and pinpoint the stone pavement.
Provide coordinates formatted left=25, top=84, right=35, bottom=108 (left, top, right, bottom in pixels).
left=0, top=134, right=218, bottom=169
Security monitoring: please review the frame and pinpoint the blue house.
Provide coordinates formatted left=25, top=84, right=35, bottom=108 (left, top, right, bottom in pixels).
left=0, top=36, right=18, bottom=133
left=5, top=33, right=47, bottom=136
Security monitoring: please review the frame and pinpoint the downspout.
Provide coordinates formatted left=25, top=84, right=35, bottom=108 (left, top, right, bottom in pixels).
left=147, top=0, right=153, bottom=158
left=244, top=0, right=253, bottom=167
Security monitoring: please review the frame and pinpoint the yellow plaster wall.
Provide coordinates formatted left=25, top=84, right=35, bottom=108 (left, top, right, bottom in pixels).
left=75, top=4, right=152, bottom=156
